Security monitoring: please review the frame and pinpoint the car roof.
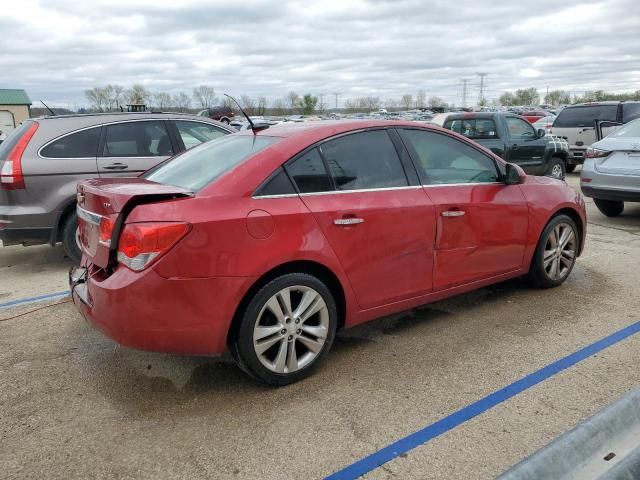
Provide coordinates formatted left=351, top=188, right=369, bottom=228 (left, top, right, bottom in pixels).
left=33, top=112, right=228, bottom=127
left=235, top=119, right=438, bottom=140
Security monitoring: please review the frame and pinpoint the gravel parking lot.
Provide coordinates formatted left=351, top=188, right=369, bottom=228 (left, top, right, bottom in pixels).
left=2, top=173, right=640, bottom=480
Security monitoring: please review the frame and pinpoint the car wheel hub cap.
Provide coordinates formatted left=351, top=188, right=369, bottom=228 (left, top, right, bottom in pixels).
left=253, top=285, right=329, bottom=374
left=543, top=223, right=576, bottom=281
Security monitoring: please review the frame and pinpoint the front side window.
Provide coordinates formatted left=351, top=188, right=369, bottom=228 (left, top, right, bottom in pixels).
left=144, top=135, right=278, bottom=191
left=444, top=118, right=498, bottom=139
left=622, top=104, right=640, bottom=123
left=103, top=121, right=173, bottom=157
left=286, top=148, right=333, bottom=193
left=506, top=117, right=536, bottom=139
left=320, top=130, right=408, bottom=190
left=174, top=120, right=228, bottom=150
left=40, top=127, right=100, bottom=158
left=400, top=129, right=500, bottom=185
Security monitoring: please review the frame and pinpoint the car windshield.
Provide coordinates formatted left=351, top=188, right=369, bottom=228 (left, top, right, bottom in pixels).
left=610, top=119, right=640, bottom=138
left=144, top=134, right=279, bottom=191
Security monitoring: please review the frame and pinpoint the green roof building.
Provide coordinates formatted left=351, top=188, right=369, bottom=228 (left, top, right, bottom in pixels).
left=0, top=89, right=32, bottom=137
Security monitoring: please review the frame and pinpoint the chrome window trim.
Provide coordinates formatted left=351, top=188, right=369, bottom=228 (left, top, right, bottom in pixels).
left=38, top=118, right=233, bottom=160
left=76, top=205, right=102, bottom=225
left=252, top=193, right=300, bottom=199
left=299, top=185, right=423, bottom=197
left=422, top=181, right=504, bottom=188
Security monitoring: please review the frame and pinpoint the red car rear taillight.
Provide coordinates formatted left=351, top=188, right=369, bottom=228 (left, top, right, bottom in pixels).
left=0, top=122, right=38, bottom=190
left=117, top=222, right=190, bottom=271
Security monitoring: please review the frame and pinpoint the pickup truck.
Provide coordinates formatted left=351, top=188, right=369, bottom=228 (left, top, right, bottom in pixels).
left=435, top=112, right=570, bottom=178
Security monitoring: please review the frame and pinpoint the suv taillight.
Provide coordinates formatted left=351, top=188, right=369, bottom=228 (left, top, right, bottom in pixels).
left=0, top=122, right=38, bottom=190
left=117, top=222, right=190, bottom=271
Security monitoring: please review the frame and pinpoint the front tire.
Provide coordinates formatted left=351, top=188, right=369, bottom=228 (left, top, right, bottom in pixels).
left=546, top=157, right=566, bottom=179
left=594, top=198, right=624, bottom=217
left=62, top=212, right=81, bottom=263
left=528, top=214, right=578, bottom=288
left=230, top=273, right=337, bottom=386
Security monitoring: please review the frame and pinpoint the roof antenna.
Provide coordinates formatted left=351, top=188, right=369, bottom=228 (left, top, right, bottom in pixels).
left=223, top=93, right=268, bottom=134
left=40, top=100, right=55, bottom=116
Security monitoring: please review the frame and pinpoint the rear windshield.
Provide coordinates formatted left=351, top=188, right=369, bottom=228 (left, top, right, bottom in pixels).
left=0, top=121, right=35, bottom=160
left=610, top=118, right=640, bottom=138
left=553, top=105, right=618, bottom=128
left=144, top=134, right=278, bottom=191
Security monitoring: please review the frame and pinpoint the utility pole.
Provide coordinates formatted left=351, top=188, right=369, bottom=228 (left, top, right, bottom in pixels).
left=461, top=79, right=470, bottom=108
left=318, top=93, right=325, bottom=114
left=332, top=92, right=340, bottom=110
left=477, top=72, right=487, bottom=105
left=545, top=85, right=549, bottom=104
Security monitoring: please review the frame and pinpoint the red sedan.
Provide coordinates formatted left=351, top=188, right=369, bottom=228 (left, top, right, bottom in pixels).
left=70, top=120, right=586, bottom=385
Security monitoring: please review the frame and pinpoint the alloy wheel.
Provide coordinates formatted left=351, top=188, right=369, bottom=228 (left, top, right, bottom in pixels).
left=253, top=285, right=329, bottom=374
left=543, top=222, right=576, bottom=280
left=551, top=164, right=563, bottom=178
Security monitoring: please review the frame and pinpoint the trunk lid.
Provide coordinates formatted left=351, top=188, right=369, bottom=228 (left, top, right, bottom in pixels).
left=76, top=178, right=192, bottom=268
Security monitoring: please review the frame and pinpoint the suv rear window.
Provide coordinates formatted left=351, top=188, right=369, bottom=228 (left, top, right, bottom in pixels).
left=622, top=103, right=640, bottom=123
left=553, top=105, right=618, bottom=128
left=144, top=135, right=278, bottom=191
left=0, top=121, right=35, bottom=161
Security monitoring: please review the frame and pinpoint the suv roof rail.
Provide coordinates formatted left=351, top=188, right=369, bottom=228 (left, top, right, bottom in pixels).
left=35, top=111, right=199, bottom=120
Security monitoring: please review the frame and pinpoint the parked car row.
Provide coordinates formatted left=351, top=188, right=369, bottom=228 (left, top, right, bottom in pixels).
left=68, top=119, right=586, bottom=385
left=0, top=112, right=234, bottom=260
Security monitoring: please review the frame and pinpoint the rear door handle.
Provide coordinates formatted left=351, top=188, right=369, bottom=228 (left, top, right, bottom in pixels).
left=334, top=217, right=364, bottom=226
left=103, top=163, right=128, bottom=170
left=441, top=210, right=465, bottom=217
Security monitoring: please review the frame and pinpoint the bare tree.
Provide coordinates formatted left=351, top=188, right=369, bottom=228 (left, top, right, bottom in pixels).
left=193, top=85, right=216, bottom=109
left=427, top=96, right=445, bottom=109
left=257, top=96, right=268, bottom=116
left=365, top=96, right=381, bottom=112
left=286, top=91, right=299, bottom=114
left=85, top=87, right=108, bottom=111
left=240, top=95, right=257, bottom=115
left=126, top=84, right=150, bottom=105
left=384, top=98, right=399, bottom=110
left=173, top=92, right=191, bottom=112
left=112, top=84, right=124, bottom=110
left=271, top=98, right=286, bottom=116
left=153, top=92, right=172, bottom=110
left=401, top=94, right=413, bottom=111
left=415, top=90, right=426, bottom=109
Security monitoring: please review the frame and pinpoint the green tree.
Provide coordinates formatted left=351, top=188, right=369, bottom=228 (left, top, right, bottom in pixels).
left=499, top=91, right=516, bottom=106
left=544, top=90, right=571, bottom=105
left=514, top=88, right=539, bottom=106
left=298, top=94, right=318, bottom=115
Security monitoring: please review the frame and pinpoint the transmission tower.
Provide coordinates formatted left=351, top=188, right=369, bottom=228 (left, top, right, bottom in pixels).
left=332, top=92, right=340, bottom=110
left=477, top=72, right=488, bottom=105
left=461, top=79, right=470, bottom=108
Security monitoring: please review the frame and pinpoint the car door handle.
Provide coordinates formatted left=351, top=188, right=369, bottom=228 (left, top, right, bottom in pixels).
left=441, top=210, right=465, bottom=217
left=334, top=217, right=364, bottom=226
left=103, top=163, right=128, bottom=170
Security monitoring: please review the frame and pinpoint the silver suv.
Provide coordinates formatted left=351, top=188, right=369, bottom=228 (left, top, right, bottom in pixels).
left=0, top=112, right=234, bottom=260
left=551, top=101, right=640, bottom=172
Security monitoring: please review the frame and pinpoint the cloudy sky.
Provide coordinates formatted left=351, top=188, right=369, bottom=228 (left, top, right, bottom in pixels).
left=1, top=0, right=639, bottom=108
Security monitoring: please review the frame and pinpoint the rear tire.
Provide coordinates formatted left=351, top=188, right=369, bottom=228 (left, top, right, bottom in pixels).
left=62, top=212, right=81, bottom=263
left=565, top=164, right=576, bottom=173
left=594, top=199, right=624, bottom=217
left=546, top=157, right=566, bottom=179
left=230, top=273, right=337, bottom=386
left=528, top=214, right=578, bottom=288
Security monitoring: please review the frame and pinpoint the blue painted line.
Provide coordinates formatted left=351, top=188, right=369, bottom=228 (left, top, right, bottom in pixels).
left=0, top=290, right=70, bottom=309
left=326, top=320, right=640, bottom=480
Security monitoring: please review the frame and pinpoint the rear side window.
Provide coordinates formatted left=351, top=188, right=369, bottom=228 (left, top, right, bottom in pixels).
left=0, top=121, right=35, bottom=160
left=622, top=103, right=640, bottom=123
left=444, top=118, right=498, bottom=139
left=103, top=121, right=173, bottom=157
left=553, top=105, right=618, bottom=128
left=286, top=148, right=333, bottom=193
left=400, top=129, right=499, bottom=185
left=255, top=168, right=296, bottom=196
left=40, top=126, right=100, bottom=158
left=320, top=130, right=408, bottom=190
left=144, top=135, right=278, bottom=191
left=174, top=120, right=228, bottom=149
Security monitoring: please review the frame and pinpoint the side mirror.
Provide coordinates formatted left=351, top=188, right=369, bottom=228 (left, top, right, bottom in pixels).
left=505, top=163, right=525, bottom=185
left=537, top=128, right=546, bottom=138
